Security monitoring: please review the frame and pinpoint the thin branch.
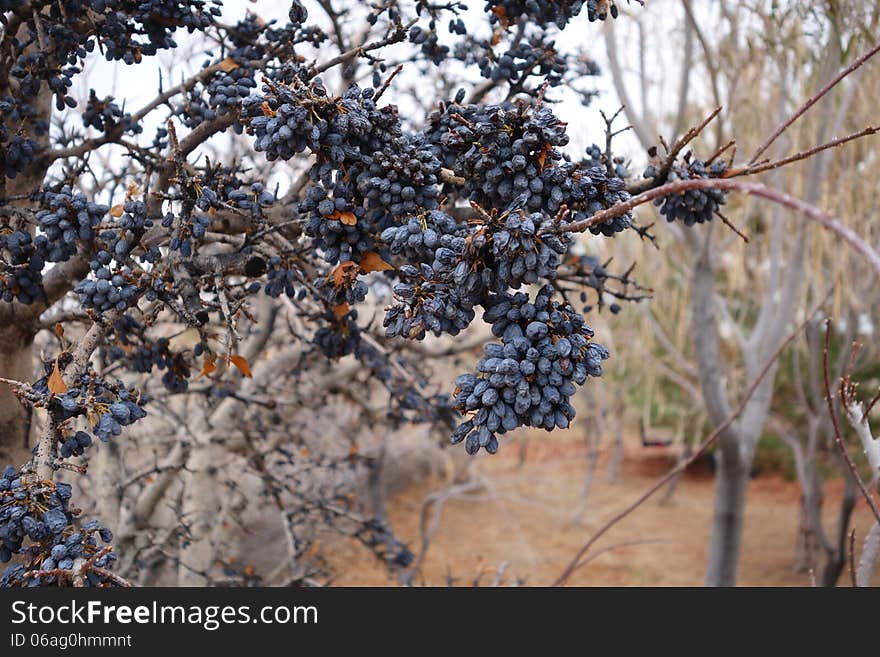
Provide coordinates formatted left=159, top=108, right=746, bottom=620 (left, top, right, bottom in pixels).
left=733, top=126, right=879, bottom=178
left=628, top=106, right=723, bottom=195
left=748, top=41, right=880, bottom=164
left=823, top=321, right=880, bottom=525
left=560, top=179, right=880, bottom=278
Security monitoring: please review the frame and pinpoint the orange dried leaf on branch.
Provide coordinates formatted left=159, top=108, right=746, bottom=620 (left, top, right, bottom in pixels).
left=332, top=303, right=350, bottom=319
left=218, top=57, right=240, bottom=72
left=48, top=359, right=68, bottom=395
left=330, top=261, right=359, bottom=287
left=110, top=204, right=124, bottom=218
left=199, top=356, right=217, bottom=378
left=537, top=143, right=550, bottom=171
left=338, top=211, right=357, bottom=226
left=491, top=5, right=509, bottom=27
left=359, top=251, right=393, bottom=273
left=229, top=354, right=253, bottom=378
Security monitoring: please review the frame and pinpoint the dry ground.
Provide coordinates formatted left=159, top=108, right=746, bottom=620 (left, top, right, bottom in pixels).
left=322, top=431, right=879, bottom=586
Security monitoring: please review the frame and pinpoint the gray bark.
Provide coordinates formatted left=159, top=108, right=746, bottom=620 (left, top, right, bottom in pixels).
left=0, top=330, right=34, bottom=465
left=704, top=449, right=749, bottom=586
left=0, top=26, right=55, bottom=465
left=856, top=523, right=880, bottom=587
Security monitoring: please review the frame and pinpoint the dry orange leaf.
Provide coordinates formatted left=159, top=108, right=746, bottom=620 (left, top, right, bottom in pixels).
left=330, top=261, right=359, bottom=287
left=332, top=303, right=350, bottom=319
left=48, top=358, right=68, bottom=395
left=54, top=323, right=64, bottom=339
left=537, top=143, right=550, bottom=171
left=329, top=210, right=357, bottom=226
left=359, top=251, right=393, bottom=273
left=218, top=57, right=240, bottom=72
left=110, top=204, right=124, bottom=218
left=199, top=356, right=217, bottom=378
left=229, top=354, right=253, bottom=378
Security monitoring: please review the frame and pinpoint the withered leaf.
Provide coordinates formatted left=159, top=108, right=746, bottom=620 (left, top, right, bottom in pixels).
left=48, top=358, right=68, bottom=395
left=229, top=354, right=253, bottom=378
left=330, top=261, right=358, bottom=287
left=199, top=356, right=216, bottom=378
left=218, top=57, right=240, bottom=72
left=537, top=143, right=550, bottom=171
left=328, top=210, right=357, bottom=226
left=359, top=251, right=393, bottom=273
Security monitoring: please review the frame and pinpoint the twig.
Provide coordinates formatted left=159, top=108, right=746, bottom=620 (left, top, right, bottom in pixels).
left=748, top=41, right=880, bottom=164
left=561, top=539, right=672, bottom=579
left=715, top=210, right=748, bottom=243
left=628, top=106, right=723, bottom=194
left=849, top=527, right=857, bottom=587
left=313, top=20, right=415, bottom=75
left=559, top=178, right=880, bottom=278
left=374, top=64, right=403, bottom=102
left=733, top=126, right=879, bottom=178
left=823, top=320, right=880, bottom=525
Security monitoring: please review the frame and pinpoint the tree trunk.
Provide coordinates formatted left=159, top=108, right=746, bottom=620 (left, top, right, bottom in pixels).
left=178, top=442, right=224, bottom=586
left=704, top=448, right=749, bottom=586
left=818, top=452, right=858, bottom=587
left=0, top=32, right=54, bottom=466
left=0, top=328, right=34, bottom=466
left=856, top=522, right=880, bottom=587
left=820, top=487, right=856, bottom=587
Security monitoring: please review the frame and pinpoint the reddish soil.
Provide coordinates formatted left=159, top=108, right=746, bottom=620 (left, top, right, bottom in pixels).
left=323, top=434, right=879, bottom=586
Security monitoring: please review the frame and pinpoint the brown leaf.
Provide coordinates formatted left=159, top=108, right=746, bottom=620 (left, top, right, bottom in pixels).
left=332, top=303, right=350, bottom=319
left=229, top=354, right=253, bottom=378
left=199, top=356, right=216, bottom=378
left=330, top=261, right=358, bottom=287
left=54, top=323, right=64, bottom=339
left=48, top=358, right=68, bottom=395
left=359, top=251, right=393, bottom=273
left=338, top=211, right=357, bottom=226
left=537, top=143, right=549, bottom=171
left=218, top=57, right=240, bottom=72
left=110, top=204, right=124, bottom=218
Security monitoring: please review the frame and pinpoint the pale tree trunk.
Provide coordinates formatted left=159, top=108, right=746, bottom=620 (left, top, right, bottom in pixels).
left=0, top=330, right=34, bottom=465
left=178, top=440, right=226, bottom=586
left=856, top=523, right=880, bottom=587
left=705, top=448, right=749, bottom=586
left=604, top=402, right=625, bottom=484
left=0, top=25, right=55, bottom=465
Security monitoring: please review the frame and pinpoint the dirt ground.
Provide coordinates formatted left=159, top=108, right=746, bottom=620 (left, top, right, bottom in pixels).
left=322, top=432, right=879, bottom=587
